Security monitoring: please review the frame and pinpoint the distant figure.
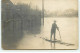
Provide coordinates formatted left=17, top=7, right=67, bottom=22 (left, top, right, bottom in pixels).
left=50, top=20, right=59, bottom=41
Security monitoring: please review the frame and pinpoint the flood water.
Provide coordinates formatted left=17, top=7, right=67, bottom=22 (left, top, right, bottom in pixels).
left=17, top=17, right=78, bottom=49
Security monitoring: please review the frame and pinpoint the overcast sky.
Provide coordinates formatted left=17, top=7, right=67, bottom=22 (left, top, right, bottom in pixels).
left=10, top=0, right=78, bottom=12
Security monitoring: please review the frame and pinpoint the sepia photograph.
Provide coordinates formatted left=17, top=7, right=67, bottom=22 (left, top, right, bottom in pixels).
left=2, top=0, right=78, bottom=50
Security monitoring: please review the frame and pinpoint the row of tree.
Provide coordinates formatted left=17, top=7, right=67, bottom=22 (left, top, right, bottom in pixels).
left=45, top=9, right=78, bottom=17
left=2, top=0, right=42, bottom=49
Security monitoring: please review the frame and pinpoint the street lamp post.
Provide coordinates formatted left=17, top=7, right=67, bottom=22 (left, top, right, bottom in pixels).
left=42, top=0, right=44, bottom=26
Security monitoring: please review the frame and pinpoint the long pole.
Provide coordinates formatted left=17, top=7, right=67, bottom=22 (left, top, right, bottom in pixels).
left=42, top=0, right=44, bottom=26
left=59, top=30, right=62, bottom=41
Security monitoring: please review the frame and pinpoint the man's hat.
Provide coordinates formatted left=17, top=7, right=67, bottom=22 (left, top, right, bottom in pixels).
left=54, top=20, right=56, bottom=22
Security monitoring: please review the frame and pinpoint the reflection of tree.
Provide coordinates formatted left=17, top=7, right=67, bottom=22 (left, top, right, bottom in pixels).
left=2, top=0, right=41, bottom=49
